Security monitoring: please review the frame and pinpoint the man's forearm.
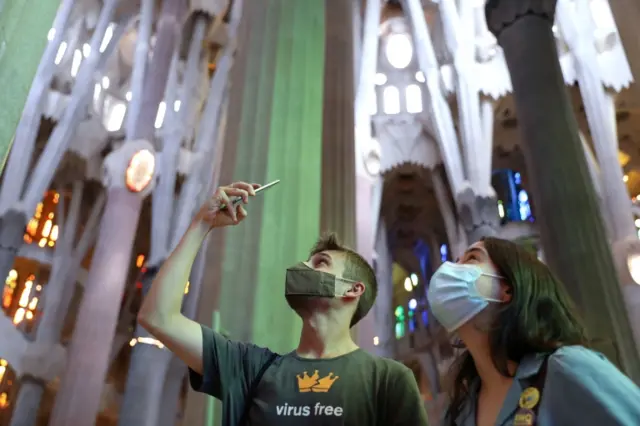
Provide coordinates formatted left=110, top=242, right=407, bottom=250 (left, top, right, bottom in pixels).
left=138, top=220, right=210, bottom=327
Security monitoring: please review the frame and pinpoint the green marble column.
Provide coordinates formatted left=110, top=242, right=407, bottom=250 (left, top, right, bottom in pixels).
left=0, top=0, right=59, bottom=170
left=204, top=0, right=325, bottom=356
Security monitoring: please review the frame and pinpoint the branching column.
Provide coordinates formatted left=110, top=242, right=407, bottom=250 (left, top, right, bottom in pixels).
left=119, top=10, right=208, bottom=426
left=440, top=0, right=499, bottom=243
left=0, top=0, right=116, bottom=291
left=9, top=183, right=104, bottom=426
left=48, top=0, right=185, bottom=423
left=485, top=0, right=640, bottom=381
left=556, top=0, right=640, bottom=350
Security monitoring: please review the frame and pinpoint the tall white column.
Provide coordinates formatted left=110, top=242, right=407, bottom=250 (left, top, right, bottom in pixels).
left=401, top=0, right=465, bottom=197
left=372, top=220, right=394, bottom=358
left=439, top=0, right=500, bottom=242
left=557, top=0, right=640, bottom=353
left=353, top=0, right=383, bottom=351
left=556, top=0, right=635, bottom=242
left=354, top=0, right=382, bottom=262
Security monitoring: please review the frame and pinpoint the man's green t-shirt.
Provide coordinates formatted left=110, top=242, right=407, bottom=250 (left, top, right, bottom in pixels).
left=189, top=325, right=429, bottom=425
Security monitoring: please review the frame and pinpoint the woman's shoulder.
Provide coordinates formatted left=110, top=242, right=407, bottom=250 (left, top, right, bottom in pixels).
left=549, top=344, right=607, bottom=365
left=542, top=345, right=640, bottom=424
left=546, top=344, right=635, bottom=387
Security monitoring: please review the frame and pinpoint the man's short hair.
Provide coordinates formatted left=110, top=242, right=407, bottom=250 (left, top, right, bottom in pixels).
left=309, top=233, right=377, bottom=327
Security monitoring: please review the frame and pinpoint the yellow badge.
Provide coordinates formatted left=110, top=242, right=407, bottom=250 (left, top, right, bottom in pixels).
left=518, top=387, right=540, bottom=410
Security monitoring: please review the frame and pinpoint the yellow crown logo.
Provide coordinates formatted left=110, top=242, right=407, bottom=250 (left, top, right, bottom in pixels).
left=296, top=370, right=339, bottom=393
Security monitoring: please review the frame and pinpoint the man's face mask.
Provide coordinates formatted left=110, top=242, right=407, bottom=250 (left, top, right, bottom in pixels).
left=285, top=262, right=357, bottom=299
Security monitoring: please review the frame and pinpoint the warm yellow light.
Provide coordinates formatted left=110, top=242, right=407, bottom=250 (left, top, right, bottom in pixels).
left=13, top=308, right=25, bottom=324
left=26, top=219, right=38, bottom=236
left=619, top=150, right=630, bottom=167
left=26, top=311, right=34, bottom=320
left=0, top=392, right=7, bottom=409
left=35, top=203, right=43, bottom=219
left=28, top=297, right=39, bottom=310
left=184, top=281, right=190, bottom=294
left=42, top=220, right=52, bottom=238
left=623, top=175, right=629, bottom=182
left=18, top=281, right=33, bottom=308
left=125, top=149, right=155, bottom=193
left=404, top=277, right=413, bottom=292
left=136, top=254, right=145, bottom=268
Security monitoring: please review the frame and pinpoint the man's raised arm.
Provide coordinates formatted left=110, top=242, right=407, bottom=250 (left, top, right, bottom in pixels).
left=137, top=182, right=257, bottom=375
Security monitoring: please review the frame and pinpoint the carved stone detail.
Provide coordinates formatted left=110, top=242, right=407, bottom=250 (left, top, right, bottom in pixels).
left=20, top=341, right=67, bottom=382
left=101, top=138, right=157, bottom=196
left=456, top=186, right=500, bottom=243
left=485, top=0, right=557, bottom=38
left=373, top=115, right=441, bottom=172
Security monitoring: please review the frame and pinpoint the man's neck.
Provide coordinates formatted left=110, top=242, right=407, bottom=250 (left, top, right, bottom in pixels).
left=296, top=314, right=358, bottom=359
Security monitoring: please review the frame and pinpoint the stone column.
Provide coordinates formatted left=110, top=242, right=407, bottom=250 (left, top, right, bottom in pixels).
left=48, top=185, right=146, bottom=426
left=556, top=1, right=635, bottom=241
left=320, top=0, right=356, bottom=248
left=485, top=0, right=640, bottom=381
left=372, top=220, right=393, bottom=358
left=48, top=0, right=180, bottom=418
left=353, top=0, right=381, bottom=261
left=440, top=0, right=500, bottom=243
left=9, top=376, right=45, bottom=426
left=556, top=1, right=640, bottom=350
left=9, top=182, right=103, bottom=426
left=0, top=0, right=117, bottom=288
left=321, top=0, right=380, bottom=353
left=352, top=0, right=382, bottom=351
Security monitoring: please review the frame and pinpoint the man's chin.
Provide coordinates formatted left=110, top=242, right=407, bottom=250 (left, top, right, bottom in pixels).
left=285, top=295, right=329, bottom=315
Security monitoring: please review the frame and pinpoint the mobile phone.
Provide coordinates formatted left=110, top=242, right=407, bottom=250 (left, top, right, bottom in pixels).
left=225, top=180, right=281, bottom=209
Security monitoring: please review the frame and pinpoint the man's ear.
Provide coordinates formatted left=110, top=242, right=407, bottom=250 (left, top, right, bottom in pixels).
left=345, top=282, right=365, bottom=298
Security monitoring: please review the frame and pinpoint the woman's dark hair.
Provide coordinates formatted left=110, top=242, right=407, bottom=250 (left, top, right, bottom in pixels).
left=444, top=237, right=588, bottom=425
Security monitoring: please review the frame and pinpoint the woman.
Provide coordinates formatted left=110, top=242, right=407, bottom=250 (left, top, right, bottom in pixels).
left=427, top=237, right=640, bottom=426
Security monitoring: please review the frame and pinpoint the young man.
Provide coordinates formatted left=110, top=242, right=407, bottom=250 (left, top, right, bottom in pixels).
left=139, top=182, right=429, bottom=425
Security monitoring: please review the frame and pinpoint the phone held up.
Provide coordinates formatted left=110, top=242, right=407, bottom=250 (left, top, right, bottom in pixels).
left=221, top=179, right=281, bottom=210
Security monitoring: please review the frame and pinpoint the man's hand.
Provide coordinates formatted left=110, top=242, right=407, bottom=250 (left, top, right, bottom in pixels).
left=194, top=182, right=260, bottom=229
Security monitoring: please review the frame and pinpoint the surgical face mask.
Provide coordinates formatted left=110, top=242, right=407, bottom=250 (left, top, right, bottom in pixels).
left=285, top=262, right=356, bottom=298
left=427, top=261, right=504, bottom=332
